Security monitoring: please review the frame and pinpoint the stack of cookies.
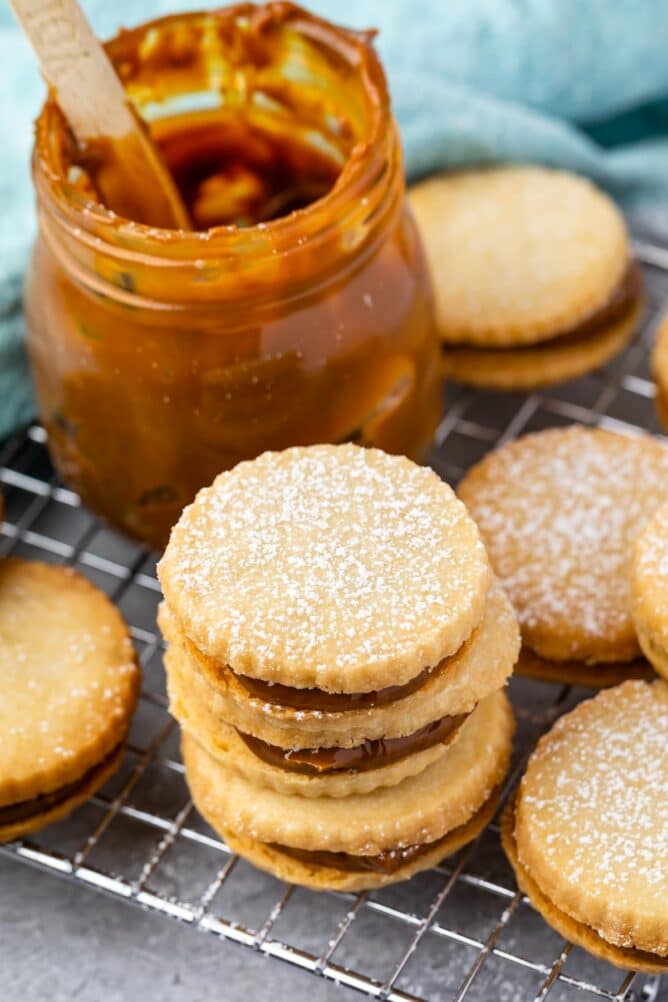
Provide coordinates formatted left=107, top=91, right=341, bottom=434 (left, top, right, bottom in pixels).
left=409, top=166, right=644, bottom=390
left=158, top=444, right=519, bottom=890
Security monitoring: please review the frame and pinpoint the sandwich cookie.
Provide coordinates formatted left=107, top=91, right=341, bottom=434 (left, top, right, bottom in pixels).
left=159, top=579, right=518, bottom=796
left=159, top=444, right=491, bottom=693
left=409, top=166, right=643, bottom=390
left=632, top=502, right=668, bottom=680
left=184, top=689, right=514, bottom=891
left=502, top=681, right=668, bottom=972
left=458, top=425, right=668, bottom=685
left=159, top=444, right=519, bottom=887
left=0, top=559, right=140, bottom=842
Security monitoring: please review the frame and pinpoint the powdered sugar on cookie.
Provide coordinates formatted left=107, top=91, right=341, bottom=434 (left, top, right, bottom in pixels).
left=516, top=680, right=668, bottom=953
left=459, top=426, right=668, bottom=664
left=634, top=502, right=668, bottom=643
left=632, top=502, right=668, bottom=679
left=0, top=560, right=139, bottom=809
left=159, top=445, right=491, bottom=691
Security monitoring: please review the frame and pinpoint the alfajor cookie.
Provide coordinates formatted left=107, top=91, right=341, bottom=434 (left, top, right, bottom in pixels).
left=502, top=681, right=668, bottom=972
left=652, top=312, right=668, bottom=429
left=409, top=166, right=643, bottom=390
left=0, top=559, right=140, bottom=842
left=458, top=425, right=668, bottom=685
left=183, top=690, right=514, bottom=891
left=632, top=501, right=668, bottom=680
left=163, top=585, right=516, bottom=799
left=159, top=444, right=519, bottom=887
left=159, top=444, right=491, bottom=693
left=159, top=577, right=517, bottom=757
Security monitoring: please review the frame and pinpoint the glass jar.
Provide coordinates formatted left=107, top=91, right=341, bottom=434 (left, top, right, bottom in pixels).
left=26, top=4, right=441, bottom=549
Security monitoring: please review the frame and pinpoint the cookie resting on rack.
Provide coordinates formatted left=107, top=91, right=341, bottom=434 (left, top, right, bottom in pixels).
left=502, top=680, right=668, bottom=972
left=409, top=166, right=643, bottom=390
left=158, top=443, right=519, bottom=890
left=458, top=424, right=668, bottom=686
left=0, top=559, right=140, bottom=842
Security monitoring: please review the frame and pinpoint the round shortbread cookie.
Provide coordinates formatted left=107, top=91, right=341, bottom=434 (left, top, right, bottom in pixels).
left=161, top=579, right=519, bottom=749
left=0, top=559, right=140, bottom=808
left=458, top=426, right=668, bottom=666
left=409, top=166, right=630, bottom=347
left=652, top=314, right=668, bottom=431
left=441, top=301, right=642, bottom=391
left=224, top=788, right=500, bottom=892
left=183, top=690, right=514, bottom=855
left=513, top=681, right=668, bottom=958
left=632, top=502, right=668, bottom=680
left=159, top=445, right=491, bottom=692
left=501, top=797, right=668, bottom=974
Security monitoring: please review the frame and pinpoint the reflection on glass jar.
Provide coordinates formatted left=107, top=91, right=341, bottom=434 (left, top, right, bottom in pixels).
left=26, top=4, right=441, bottom=549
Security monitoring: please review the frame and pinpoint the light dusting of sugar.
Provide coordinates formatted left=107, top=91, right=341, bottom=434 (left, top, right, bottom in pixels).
left=520, top=681, right=668, bottom=922
left=0, top=562, right=138, bottom=791
left=159, top=445, right=489, bottom=682
left=634, top=502, right=668, bottom=643
left=460, top=426, right=668, bottom=658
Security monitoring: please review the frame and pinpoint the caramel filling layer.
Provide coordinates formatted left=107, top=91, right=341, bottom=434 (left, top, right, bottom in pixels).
left=271, top=839, right=440, bottom=875
left=269, top=786, right=501, bottom=875
left=448, top=262, right=642, bottom=353
left=229, top=627, right=480, bottom=713
left=0, top=745, right=121, bottom=826
left=232, top=662, right=435, bottom=711
left=238, top=711, right=468, bottom=775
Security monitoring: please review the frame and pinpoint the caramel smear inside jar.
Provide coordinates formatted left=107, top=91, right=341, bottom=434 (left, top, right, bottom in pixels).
left=71, top=8, right=350, bottom=230
left=154, top=107, right=341, bottom=229
left=29, top=4, right=440, bottom=549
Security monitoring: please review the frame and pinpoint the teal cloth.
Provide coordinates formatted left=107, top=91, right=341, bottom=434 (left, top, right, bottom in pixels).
left=3, top=0, right=668, bottom=439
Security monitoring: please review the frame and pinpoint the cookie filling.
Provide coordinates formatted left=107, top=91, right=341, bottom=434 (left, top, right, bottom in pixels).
left=228, top=626, right=479, bottom=712
left=270, top=838, right=441, bottom=875
left=268, top=791, right=498, bottom=875
left=0, top=744, right=122, bottom=826
left=237, top=711, right=468, bottom=775
left=447, top=261, right=641, bottom=353
left=232, top=662, right=437, bottom=710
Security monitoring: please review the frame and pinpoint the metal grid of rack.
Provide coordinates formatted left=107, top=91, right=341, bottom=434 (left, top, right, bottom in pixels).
left=1, top=240, right=667, bottom=1002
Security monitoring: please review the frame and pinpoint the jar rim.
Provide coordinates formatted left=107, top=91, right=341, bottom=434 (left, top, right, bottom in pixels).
left=32, top=3, right=394, bottom=261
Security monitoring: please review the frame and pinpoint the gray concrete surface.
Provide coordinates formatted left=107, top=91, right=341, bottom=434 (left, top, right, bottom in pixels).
left=0, top=857, right=359, bottom=1002
left=2, top=856, right=664, bottom=1002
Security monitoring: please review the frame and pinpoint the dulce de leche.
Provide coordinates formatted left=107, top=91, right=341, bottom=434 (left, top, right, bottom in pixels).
left=25, top=3, right=440, bottom=547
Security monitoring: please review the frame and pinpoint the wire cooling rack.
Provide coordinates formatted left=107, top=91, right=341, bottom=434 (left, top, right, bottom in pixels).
left=1, top=241, right=667, bottom=1002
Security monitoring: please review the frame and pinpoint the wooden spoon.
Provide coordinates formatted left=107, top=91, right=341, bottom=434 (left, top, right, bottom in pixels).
left=9, top=0, right=192, bottom=229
